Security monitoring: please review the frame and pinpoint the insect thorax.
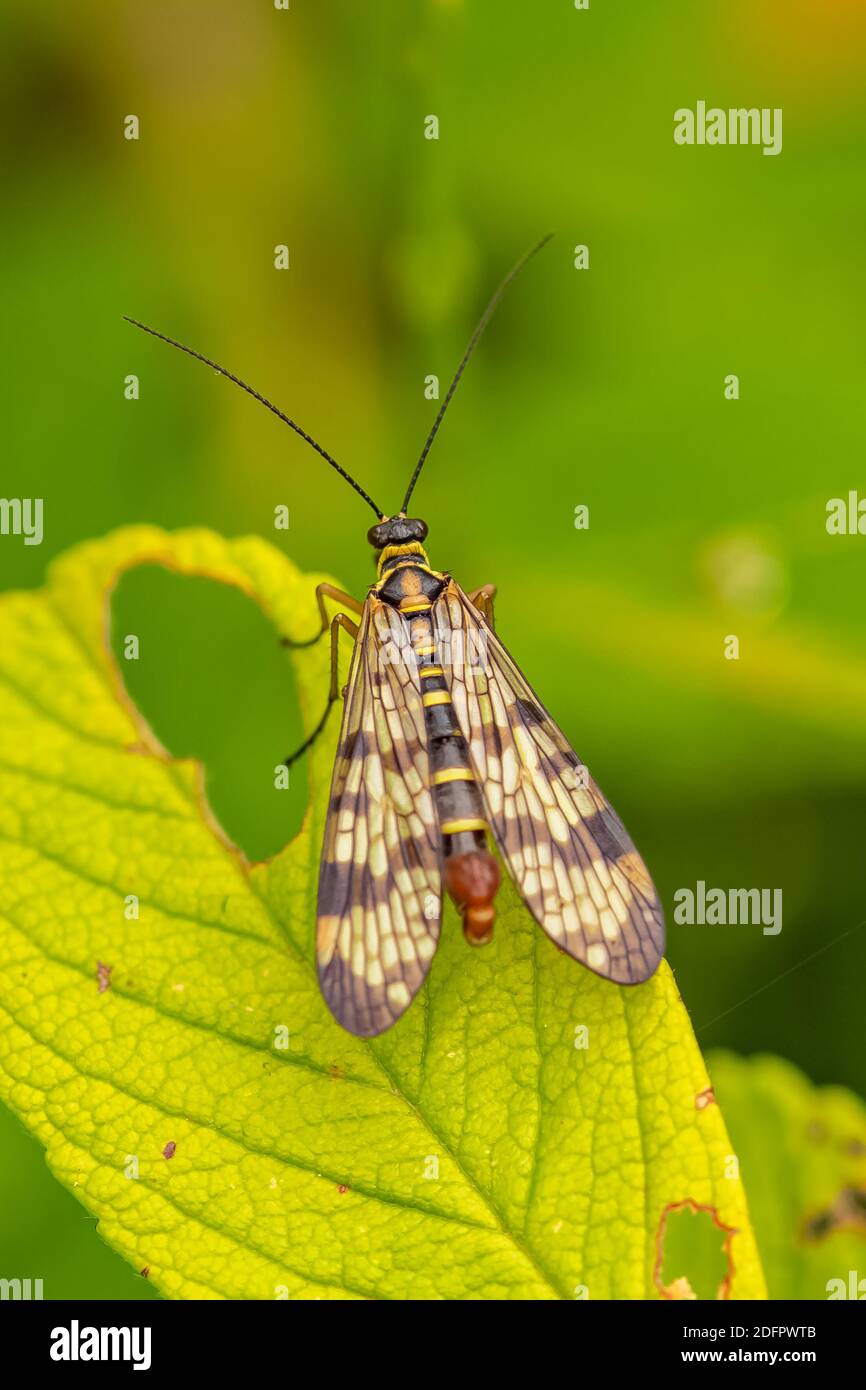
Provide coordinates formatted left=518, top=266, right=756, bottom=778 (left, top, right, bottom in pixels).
left=375, top=545, right=446, bottom=609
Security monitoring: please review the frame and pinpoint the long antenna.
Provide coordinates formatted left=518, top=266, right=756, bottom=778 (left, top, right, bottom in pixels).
left=401, top=233, right=553, bottom=514
left=123, top=316, right=385, bottom=519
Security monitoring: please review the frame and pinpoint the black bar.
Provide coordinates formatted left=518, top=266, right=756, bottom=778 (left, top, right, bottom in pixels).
left=5, top=1296, right=862, bottom=1375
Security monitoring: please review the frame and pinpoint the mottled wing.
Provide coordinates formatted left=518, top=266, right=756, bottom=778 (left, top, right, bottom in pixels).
left=435, top=581, right=664, bottom=983
left=317, top=597, right=442, bottom=1035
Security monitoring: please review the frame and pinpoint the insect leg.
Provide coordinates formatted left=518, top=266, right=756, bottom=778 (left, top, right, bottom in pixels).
left=282, top=611, right=359, bottom=767
left=466, top=583, right=497, bottom=630
left=280, top=583, right=364, bottom=648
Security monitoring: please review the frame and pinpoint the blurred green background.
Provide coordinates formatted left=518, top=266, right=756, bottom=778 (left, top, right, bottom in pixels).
left=2, top=0, right=866, bottom=1298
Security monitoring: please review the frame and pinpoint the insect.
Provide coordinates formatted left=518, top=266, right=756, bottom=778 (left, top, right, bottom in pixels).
left=126, top=236, right=665, bottom=1036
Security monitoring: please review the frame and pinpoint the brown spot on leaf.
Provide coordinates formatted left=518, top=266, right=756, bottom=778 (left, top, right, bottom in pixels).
left=338, top=1183, right=348, bottom=1194
left=803, top=1186, right=866, bottom=1241
left=140, top=1267, right=150, bottom=1279
left=162, top=1141, right=176, bottom=1160
left=695, top=1086, right=715, bottom=1110
left=96, top=961, right=112, bottom=994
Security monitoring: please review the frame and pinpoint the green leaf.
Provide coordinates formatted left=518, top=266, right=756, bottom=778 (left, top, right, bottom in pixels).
left=0, top=526, right=766, bottom=1299
left=708, top=1051, right=866, bottom=1300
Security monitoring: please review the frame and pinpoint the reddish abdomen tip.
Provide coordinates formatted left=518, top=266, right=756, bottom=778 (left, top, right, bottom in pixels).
left=444, top=850, right=500, bottom=946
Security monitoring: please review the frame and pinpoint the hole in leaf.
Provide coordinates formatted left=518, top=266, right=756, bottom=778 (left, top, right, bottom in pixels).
left=110, top=565, right=308, bottom=861
left=655, top=1200, right=736, bottom=1300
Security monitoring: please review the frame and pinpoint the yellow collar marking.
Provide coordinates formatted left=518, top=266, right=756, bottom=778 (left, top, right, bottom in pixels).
left=376, top=541, right=430, bottom=578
